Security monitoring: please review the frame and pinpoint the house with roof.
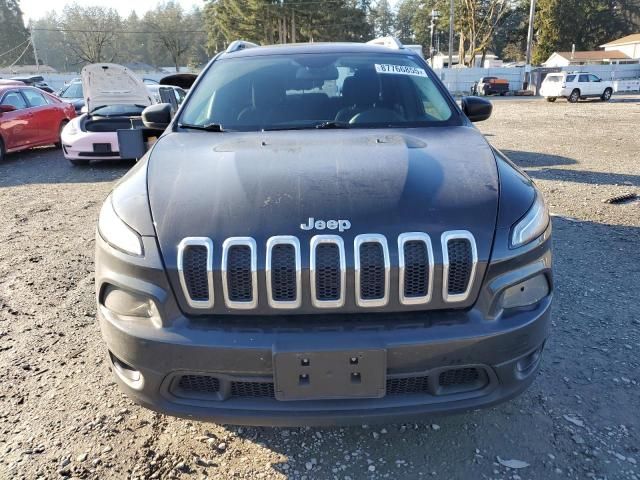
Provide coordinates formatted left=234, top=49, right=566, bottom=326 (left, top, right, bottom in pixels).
left=542, top=33, right=640, bottom=67
left=600, top=34, right=640, bottom=60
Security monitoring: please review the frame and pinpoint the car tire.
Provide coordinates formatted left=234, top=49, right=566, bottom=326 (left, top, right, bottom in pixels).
left=546, top=97, right=556, bottom=102
left=601, top=88, right=612, bottom=102
left=68, top=158, right=89, bottom=166
left=568, top=89, right=580, bottom=103
left=0, top=137, right=5, bottom=162
left=55, top=120, right=68, bottom=148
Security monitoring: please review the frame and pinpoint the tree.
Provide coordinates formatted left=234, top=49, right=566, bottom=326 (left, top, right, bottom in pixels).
left=395, top=0, right=421, bottom=43
left=533, top=0, right=640, bottom=64
left=370, top=0, right=395, bottom=37
left=30, top=13, right=67, bottom=70
left=144, top=2, right=201, bottom=71
left=457, top=0, right=510, bottom=66
left=61, top=4, right=121, bottom=65
left=0, top=0, right=33, bottom=67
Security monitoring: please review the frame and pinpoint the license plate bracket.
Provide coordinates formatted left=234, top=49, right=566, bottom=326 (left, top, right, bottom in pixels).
left=273, top=349, right=386, bottom=401
left=93, top=143, right=112, bottom=153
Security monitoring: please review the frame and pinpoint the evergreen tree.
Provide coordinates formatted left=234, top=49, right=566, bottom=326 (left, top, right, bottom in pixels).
left=0, top=0, right=34, bottom=67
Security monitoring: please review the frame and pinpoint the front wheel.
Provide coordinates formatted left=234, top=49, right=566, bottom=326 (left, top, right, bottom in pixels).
left=601, top=88, right=613, bottom=101
left=568, top=89, right=580, bottom=103
left=546, top=97, right=556, bottom=102
left=68, top=158, right=89, bottom=166
left=55, top=120, right=68, bottom=148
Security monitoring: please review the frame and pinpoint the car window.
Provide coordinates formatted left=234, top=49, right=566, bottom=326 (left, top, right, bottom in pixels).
left=578, top=74, right=589, bottom=83
left=91, top=104, right=145, bottom=117
left=60, top=83, right=83, bottom=98
left=180, top=52, right=458, bottom=131
left=22, top=88, right=48, bottom=107
left=566, top=75, right=576, bottom=82
left=588, top=75, right=600, bottom=82
left=1, top=91, right=28, bottom=109
left=544, top=75, right=561, bottom=83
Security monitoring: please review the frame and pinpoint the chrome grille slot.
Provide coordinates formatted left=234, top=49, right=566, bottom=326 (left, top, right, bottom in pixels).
left=177, top=237, right=214, bottom=309
left=398, top=233, right=434, bottom=305
left=222, top=237, right=258, bottom=309
left=354, top=234, right=389, bottom=307
left=310, top=235, right=346, bottom=308
left=266, top=236, right=301, bottom=309
left=441, top=231, right=478, bottom=303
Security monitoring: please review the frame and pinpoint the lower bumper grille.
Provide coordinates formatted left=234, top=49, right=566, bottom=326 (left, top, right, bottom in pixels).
left=170, top=367, right=489, bottom=401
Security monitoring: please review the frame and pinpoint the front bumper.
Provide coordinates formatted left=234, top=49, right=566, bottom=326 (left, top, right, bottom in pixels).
left=61, top=130, right=121, bottom=160
left=100, top=300, right=549, bottom=426
left=96, top=221, right=552, bottom=426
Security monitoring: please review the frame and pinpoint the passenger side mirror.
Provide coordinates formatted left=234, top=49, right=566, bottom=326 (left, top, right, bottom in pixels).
left=0, top=104, right=17, bottom=113
left=142, top=103, right=173, bottom=130
left=461, top=96, right=492, bottom=122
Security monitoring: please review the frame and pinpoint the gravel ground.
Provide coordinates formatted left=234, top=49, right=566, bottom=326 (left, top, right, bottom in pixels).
left=1, top=97, right=639, bottom=480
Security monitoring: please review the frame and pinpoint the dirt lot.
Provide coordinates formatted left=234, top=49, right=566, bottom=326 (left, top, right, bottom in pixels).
left=1, top=97, right=639, bottom=480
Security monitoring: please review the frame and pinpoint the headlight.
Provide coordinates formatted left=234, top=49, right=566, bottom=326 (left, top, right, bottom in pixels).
left=510, top=192, right=549, bottom=248
left=98, top=195, right=143, bottom=256
left=64, top=121, right=79, bottom=135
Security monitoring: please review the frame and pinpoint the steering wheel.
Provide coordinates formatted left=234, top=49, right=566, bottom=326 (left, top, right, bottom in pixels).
left=349, top=108, right=405, bottom=124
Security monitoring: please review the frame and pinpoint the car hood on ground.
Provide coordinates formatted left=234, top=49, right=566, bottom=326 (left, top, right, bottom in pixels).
left=81, top=63, right=152, bottom=112
left=147, top=127, right=500, bottom=293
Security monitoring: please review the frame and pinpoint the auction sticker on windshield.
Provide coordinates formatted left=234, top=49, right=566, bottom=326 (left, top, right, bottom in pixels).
left=374, top=64, right=427, bottom=77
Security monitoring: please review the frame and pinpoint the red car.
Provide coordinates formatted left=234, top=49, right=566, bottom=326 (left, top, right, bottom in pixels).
left=0, top=85, right=76, bottom=161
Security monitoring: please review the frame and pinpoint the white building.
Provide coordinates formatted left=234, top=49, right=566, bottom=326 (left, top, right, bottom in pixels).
left=431, top=53, right=502, bottom=69
left=600, top=34, right=640, bottom=60
left=542, top=50, right=633, bottom=67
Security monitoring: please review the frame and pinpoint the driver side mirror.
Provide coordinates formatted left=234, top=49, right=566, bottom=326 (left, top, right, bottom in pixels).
left=0, top=104, right=17, bottom=114
left=142, top=103, right=173, bottom=130
left=461, top=96, right=492, bottom=122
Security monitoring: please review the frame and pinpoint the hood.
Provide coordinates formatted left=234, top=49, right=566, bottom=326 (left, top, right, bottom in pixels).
left=81, top=63, right=152, bottom=112
left=147, top=127, right=500, bottom=313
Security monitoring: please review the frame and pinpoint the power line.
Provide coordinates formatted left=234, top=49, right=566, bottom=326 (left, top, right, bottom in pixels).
left=0, top=39, right=31, bottom=58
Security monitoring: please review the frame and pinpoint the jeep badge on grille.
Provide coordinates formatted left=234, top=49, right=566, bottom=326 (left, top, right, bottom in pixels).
left=300, top=217, right=351, bottom=232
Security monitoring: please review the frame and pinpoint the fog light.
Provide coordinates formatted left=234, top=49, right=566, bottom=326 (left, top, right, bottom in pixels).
left=501, top=274, right=549, bottom=309
left=102, top=285, right=161, bottom=327
left=109, top=352, right=144, bottom=389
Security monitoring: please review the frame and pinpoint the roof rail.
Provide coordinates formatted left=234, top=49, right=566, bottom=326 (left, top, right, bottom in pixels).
left=366, top=36, right=404, bottom=50
left=225, top=40, right=259, bottom=54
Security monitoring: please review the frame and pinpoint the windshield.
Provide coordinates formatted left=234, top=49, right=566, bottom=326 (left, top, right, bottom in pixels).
left=60, top=83, right=83, bottom=98
left=91, top=104, right=144, bottom=117
left=179, top=52, right=457, bottom=131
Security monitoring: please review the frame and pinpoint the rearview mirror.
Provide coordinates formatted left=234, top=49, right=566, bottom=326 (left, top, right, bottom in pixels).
left=461, top=96, right=492, bottom=122
left=142, top=103, right=173, bottom=130
left=0, top=104, right=17, bottom=113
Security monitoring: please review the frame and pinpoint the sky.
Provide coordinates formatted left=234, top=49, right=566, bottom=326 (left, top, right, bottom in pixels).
left=20, top=0, right=204, bottom=22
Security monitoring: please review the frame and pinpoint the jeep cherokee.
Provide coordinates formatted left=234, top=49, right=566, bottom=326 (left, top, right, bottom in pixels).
left=95, top=38, right=552, bottom=426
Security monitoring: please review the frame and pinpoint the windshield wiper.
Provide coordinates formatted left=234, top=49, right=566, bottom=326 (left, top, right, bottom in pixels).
left=178, top=122, right=225, bottom=132
left=314, top=121, right=351, bottom=129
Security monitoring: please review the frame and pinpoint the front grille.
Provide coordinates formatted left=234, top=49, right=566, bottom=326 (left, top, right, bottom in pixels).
left=359, top=242, right=386, bottom=300
left=386, top=375, right=430, bottom=395
left=230, top=381, right=275, bottom=398
left=442, top=232, right=477, bottom=302
left=172, top=368, right=489, bottom=401
left=177, top=238, right=213, bottom=308
left=183, top=246, right=209, bottom=301
left=227, top=245, right=253, bottom=301
left=314, top=243, right=342, bottom=301
left=178, top=374, right=220, bottom=393
left=271, top=244, right=297, bottom=301
left=439, top=367, right=480, bottom=387
left=176, top=231, right=477, bottom=311
left=403, top=241, right=429, bottom=297
left=222, top=238, right=257, bottom=309
left=447, top=239, right=472, bottom=295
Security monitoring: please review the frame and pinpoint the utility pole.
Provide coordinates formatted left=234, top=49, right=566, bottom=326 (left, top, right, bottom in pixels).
left=30, top=24, right=40, bottom=73
left=448, top=0, right=454, bottom=68
left=429, top=9, right=441, bottom=67
left=524, top=0, right=537, bottom=89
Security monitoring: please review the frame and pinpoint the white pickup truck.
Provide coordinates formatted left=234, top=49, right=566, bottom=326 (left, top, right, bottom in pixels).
left=540, top=72, right=613, bottom=103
